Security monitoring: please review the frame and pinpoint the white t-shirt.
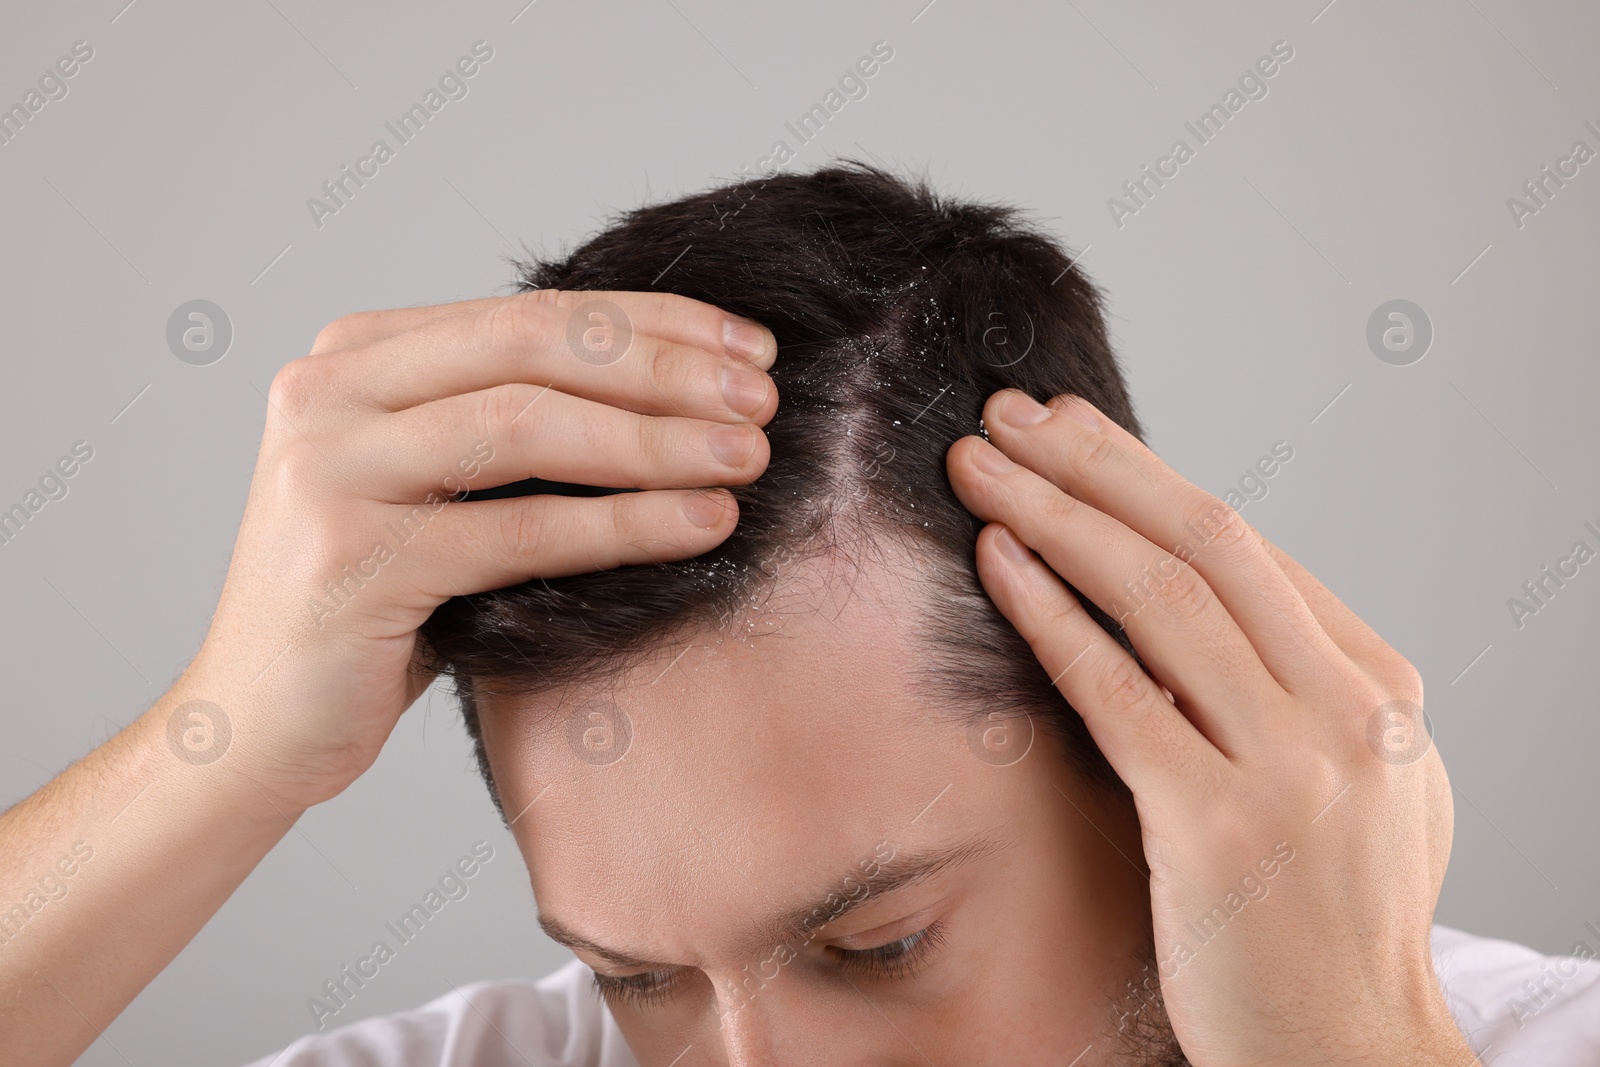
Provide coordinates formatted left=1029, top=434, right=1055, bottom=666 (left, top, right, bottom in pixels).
left=244, top=924, right=1600, bottom=1066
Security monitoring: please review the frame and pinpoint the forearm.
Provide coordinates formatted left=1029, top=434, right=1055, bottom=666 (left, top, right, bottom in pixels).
left=0, top=672, right=304, bottom=1067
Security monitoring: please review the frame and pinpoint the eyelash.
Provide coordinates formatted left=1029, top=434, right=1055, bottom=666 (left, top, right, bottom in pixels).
left=591, top=968, right=680, bottom=1009
left=831, top=919, right=948, bottom=981
left=589, top=920, right=950, bottom=1009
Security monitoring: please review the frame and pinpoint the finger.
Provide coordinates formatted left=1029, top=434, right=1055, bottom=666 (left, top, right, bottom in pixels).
left=381, top=486, right=740, bottom=600
left=973, top=521, right=1225, bottom=798
left=981, top=389, right=1349, bottom=699
left=309, top=290, right=776, bottom=371
left=948, top=434, right=1283, bottom=757
left=337, top=382, right=769, bottom=501
left=309, top=296, right=505, bottom=355
left=313, top=290, right=777, bottom=416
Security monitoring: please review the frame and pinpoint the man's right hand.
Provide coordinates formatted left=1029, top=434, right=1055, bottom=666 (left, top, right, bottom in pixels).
left=189, top=290, right=777, bottom=810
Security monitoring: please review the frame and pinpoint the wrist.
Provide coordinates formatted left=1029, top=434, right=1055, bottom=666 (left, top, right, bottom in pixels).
left=161, top=651, right=374, bottom=814
left=1317, top=990, right=1476, bottom=1067
left=1243, top=957, right=1472, bottom=1067
left=130, top=687, right=315, bottom=834
left=1397, top=1006, right=1478, bottom=1067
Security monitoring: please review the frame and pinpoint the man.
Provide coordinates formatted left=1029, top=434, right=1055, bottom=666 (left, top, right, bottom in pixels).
left=2, top=164, right=1596, bottom=1066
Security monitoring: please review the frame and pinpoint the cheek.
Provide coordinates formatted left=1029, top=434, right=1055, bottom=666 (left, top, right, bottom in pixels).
left=953, top=815, right=1148, bottom=1050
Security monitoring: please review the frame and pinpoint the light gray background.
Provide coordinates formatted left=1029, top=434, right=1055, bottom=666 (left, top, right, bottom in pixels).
left=2, top=1, right=1597, bottom=1064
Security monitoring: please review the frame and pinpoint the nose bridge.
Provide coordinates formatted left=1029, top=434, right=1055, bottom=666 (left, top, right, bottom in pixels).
left=718, top=1016, right=775, bottom=1067
left=701, top=974, right=921, bottom=1067
left=709, top=965, right=806, bottom=1067
left=711, top=971, right=778, bottom=1066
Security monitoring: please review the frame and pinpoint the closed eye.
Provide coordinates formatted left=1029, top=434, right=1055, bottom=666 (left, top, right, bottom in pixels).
left=591, top=967, right=682, bottom=1009
left=829, top=919, right=948, bottom=981
left=590, top=919, right=952, bottom=1009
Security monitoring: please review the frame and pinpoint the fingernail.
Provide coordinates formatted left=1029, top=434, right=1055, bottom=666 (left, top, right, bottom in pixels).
left=1051, top=395, right=1101, bottom=431
left=682, top=489, right=728, bottom=529
left=1001, top=390, right=1052, bottom=427
left=723, top=317, right=774, bottom=366
left=721, top=364, right=770, bottom=417
left=995, top=525, right=1032, bottom=563
left=708, top=424, right=757, bottom=467
left=973, top=439, right=1017, bottom=475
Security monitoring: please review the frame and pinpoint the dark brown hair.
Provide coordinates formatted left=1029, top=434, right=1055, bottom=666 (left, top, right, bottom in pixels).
left=418, top=161, right=1146, bottom=817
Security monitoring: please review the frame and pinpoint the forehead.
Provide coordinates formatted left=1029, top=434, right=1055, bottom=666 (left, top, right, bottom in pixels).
left=475, top=550, right=1034, bottom=934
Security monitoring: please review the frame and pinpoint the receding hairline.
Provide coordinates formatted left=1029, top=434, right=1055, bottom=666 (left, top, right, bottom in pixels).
left=467, top=513, right=968, bottom=706
left=468, top=526, right=1097, bottom=827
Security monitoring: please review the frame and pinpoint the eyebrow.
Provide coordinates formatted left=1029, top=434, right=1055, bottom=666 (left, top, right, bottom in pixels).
left=537, top=832, right=1001, bottom=969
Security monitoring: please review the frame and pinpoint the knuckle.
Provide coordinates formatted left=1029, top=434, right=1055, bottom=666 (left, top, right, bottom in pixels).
left=485, top=293, right=559, bottom=357
left=1095, top=656, right=1155, bottom=720
left=269, top=440, right=331, bottom=500
left=1336, top=678, right=1389, bottom=722
left=1149, top=563, right=1212, bottom=624
left=604, top=487, right=658, bottom=547
left=267, top=356, right=324, bottom=418
left=527, top=287, right=592, bottom=322
left=476, top=383, right=545, bottom=444
left=522, top=287, right=566, bottom=309
left=499, top=500, right=553, bottom=557
left=1038, top=486, right=1083, bottom=525
left=1374, top=656, right=1425, bottom=705
left=647, top=290, right=709, bottom=328
left=1185, top=495, right=1255, bottom=556
left=1393, top=661, right=1425, bottom=704
left=1015, top=596, right=1077, bottom=651
left=1350, top=681, right=1401, bottom=723
left=309, top=313, right=366, bottom=355
left=1071, top=430, right=1121, bottom=478
left=1037, top=590, right=1083, bottom=633
left=643, top=337, right=695, bottom=403
left=633, top=411, right=670, bottom=467
left=1344, top=669, right=1427, bottom=766
left=483, top=296, right=533, bottom=350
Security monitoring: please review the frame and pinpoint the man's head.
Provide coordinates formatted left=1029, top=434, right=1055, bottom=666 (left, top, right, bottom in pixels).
left=418, top=163, right=1186, bottom=1063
